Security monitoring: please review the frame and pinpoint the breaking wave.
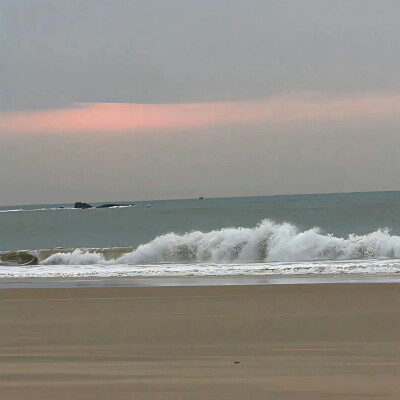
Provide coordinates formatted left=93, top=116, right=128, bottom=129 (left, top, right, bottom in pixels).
left=41, top=220, right=400, bottom=265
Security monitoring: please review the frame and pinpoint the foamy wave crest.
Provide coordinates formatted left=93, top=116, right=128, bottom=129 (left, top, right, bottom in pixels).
left=43, top=250, right=106, bottom=265
left=42, top=220, right=400, bottom=265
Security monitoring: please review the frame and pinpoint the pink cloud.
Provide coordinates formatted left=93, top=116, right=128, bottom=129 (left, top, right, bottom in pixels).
left=1, top=93, right=400, bottom=135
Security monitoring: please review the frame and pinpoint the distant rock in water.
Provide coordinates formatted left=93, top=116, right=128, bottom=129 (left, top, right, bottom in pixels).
left=74, top=201, right=138, bottom=209
left=74, top=202, right=93, bottom=209
left=96, top=203, right=124, bottom=208
left=198, top=196, right=204, bottom=200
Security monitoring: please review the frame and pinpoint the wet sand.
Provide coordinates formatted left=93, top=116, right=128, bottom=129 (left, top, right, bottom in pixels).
left=1, top=283, right=399, bottom=399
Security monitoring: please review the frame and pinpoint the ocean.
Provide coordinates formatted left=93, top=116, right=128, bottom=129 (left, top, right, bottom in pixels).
left=1, top=191, right=400, bottom=279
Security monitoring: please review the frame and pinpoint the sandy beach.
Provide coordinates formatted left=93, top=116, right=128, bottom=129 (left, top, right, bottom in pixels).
left=1, top=282, right=399, bottom=399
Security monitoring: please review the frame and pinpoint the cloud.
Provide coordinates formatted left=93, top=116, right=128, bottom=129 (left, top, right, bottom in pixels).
left=1, top=92, right=400, bottom=135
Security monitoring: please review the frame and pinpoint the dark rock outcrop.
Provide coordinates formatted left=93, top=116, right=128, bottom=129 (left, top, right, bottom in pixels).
left=74, top=202, right=137, bottom=209
left=96, top=203, right=123, bottom=208
left=74, top=202, right=93, bottom=209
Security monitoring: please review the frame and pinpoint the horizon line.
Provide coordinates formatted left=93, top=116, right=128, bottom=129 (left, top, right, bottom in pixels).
left=2, top=189, right=399, bottom=209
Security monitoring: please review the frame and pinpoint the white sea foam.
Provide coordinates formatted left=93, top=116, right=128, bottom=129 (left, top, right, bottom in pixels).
left=1, top=260, right=400, bottom=278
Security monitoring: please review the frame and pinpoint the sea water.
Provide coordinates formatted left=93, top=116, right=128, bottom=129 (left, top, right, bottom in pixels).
left=1, top=191, right=400, bottom=278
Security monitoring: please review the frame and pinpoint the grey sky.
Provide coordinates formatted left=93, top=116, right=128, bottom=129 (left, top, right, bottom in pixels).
left=1, top=0, right=400, bottom=205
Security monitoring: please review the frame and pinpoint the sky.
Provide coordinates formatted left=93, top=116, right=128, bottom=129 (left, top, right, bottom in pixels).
left=1, top=0, right=400, bottom=205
